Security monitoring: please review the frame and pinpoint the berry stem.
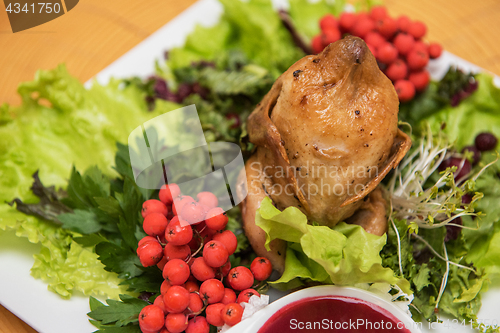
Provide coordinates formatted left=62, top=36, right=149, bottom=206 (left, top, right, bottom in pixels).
left=191, top=231, right=205, bottom=258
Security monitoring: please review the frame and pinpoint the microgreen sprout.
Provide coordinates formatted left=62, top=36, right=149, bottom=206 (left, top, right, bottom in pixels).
left=388, top=124, right=499, bottom=232
left=387, top=124, right=498, bottom=314
left=434, top=240, right=449, bottom=312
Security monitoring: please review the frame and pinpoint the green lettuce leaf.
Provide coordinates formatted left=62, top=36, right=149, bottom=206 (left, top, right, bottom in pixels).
left=256, top=197, right=411, bottom=293
left=0, top=65, right=179, bottom=298
left=167, top=0, right=304, bottom=78
left=271, top=244, right=331, bottom=291
left=5, top=215, right=126, bottom=299
left=460, top=153, right=500, bottom=288
left=288, top=0, right=345, bottom=40
left=423, top=73, right=500, bottom=150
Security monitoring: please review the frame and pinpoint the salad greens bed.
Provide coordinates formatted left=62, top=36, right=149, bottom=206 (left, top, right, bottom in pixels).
left=1, top=0, right=500, bottom=331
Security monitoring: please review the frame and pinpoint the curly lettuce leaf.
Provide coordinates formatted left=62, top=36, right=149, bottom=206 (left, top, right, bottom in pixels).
left=462, top=154, right=500, bottom=284
left=423, top=73, right=500, bottom=150
left=256, top=197, right=411, bottom=293
left=0, top=65, right=179, bottom=298
left=5, top=214, right=126, bottom=299
left=168, top=0, right=304, bottom=78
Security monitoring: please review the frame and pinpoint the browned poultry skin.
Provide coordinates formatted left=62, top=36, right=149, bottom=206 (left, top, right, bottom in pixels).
left=240, top=36, right=411, bottom=272
left=237, top=155, right=287, bottom=273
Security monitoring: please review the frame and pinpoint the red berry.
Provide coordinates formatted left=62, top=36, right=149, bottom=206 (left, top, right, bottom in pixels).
left=165, top=313, right=188, bottom=333
left=462, top=146, right=481, bottom=166
left=228, top=266, right=254, bottom=291
left=139, top=305, right=165, bottom=332
left=356, top=12, right=370, bottom=21
left=226, top=112, right=241, bottom=129
left=188, top=293, right=203, bottom=313
left=339, top=12, right=356, bottom=32
left=409, top=70, right=430, bottom=92
left=407, top=49, right=429, bottom=70
left=191, top=257, right=216, bottom=281
left=204, top=207, right=228, bottom=231
left=408, top=21, right=427, bottom=39
left=321, top=28, right=341, bottom=46
left=319, top=14, right=338, bottom=31
left=164, top=243, right=191, bottom=261
left=393, top=33, right=415, bottom=55
left=143, top=213, right=169, bottom=237
left=222, top=288, right=237, bottom=305
left=377, top=42, right=398, bottom=64
left=165, top=218, right=193, bottom=246
left=237, top=288, right=260, bottom=303
left=203, top=240, right=229, bottom=268
left=142, top=199, right=168, bottom=218
left=220, top=260, right=232, bottom=277
left=187, top=236, right=201, bottom=252
left=250, top=257, right=273, bottom=281
left=138, top=236, right=158, bottom=247
left=370, top=6, right=388, bottom=21
left=412, top=40, right=428, bottom=53
left=212, top=230, right=237, bottom=255
left=199, top=279, right=225, bottom=304
left=163, top=285, right=190, bottom=313
left=153, top=295, right=168, bottom=314
left=352, top=17, right=375, bottom=38
left=157, top=256, right=168, bottom=271
left=172, top=195, right=195, bottom=216
left=311, top=35, right=323, bottom=54
left=199, top=226, right=217, bottom=243
left=439, top=157, right=472, bottom=181
left=222, top=303, right=244, bottom=326
left=186, top=316, right=210, bottom=333
left=322, top=14, right=340, bottom=31
left=184, top=281, right=199, bottom=293
left=163, top=259, right=190, bottom=285
left=396, top=15, right=412, bottom=33
left=159, top=183, right=181, bottom=205
left=376, top=17, right=397, bottom=39
left=385, top=59, right=408, bottom=81
left=161, top=280, right=172, bottom=295
left=428, top=42, right=443, bottom=59
left=196, top=192, right=218, bottom=210
left=140, top=325, right=162, bottom=333
left=394, top=80, right=416, bottom=102
left=137, top=240, right=163, bottom=267
left=475, top=132, right=498, bottom=152
left=206, top=303, right=225, bottom=326
left=180, top=201, right=208, bottom=226
left=364, top=31, right=385, bottom=48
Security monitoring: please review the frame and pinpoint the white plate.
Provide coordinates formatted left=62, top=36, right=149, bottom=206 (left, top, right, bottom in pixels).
left=227, top=285, right=422, bottom=333
left=1, top=0, right=499, bottom=332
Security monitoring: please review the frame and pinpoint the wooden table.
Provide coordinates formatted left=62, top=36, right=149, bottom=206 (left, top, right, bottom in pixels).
left=0, top=0, right=499, bottom=332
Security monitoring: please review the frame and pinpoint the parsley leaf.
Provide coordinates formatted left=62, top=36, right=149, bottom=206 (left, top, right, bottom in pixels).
left=95, top=242, right=143, bottom=280
left=58, top=209, right=101, bottom=234
left=88, top=294, right=147, bottom=327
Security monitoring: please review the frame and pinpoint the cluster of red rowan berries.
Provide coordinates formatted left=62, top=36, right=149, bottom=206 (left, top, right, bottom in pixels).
left=136, top=184, right=273, bottom=333
left=312, top=6, right=443, bottom=102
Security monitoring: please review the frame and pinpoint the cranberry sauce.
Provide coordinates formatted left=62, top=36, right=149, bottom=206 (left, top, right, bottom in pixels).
left=258, top=296, right=412, bottom=333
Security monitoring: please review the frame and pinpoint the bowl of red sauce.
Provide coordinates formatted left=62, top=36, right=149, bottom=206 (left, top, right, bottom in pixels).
left=226, top=285, right=422, bottom=333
